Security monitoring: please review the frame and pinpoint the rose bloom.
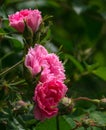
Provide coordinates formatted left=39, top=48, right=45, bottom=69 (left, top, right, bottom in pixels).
left=8, top=9, right=42, bottom=33
left=25, top=44, right=48, bottom=75
left=40, top=53, right=66, bottom=82
left=25, top=44, right=66, bottom=81
left=33, top=79, right=68, bottom=120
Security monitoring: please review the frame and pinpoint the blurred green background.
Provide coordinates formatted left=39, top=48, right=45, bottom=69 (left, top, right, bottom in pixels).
left=0, top=0, right=106, bottom=130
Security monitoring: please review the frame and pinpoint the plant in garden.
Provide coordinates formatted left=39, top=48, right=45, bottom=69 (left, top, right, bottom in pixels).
left=0, top=0, right=106, bottom=129
left=8, top=8, right=68, bottom=121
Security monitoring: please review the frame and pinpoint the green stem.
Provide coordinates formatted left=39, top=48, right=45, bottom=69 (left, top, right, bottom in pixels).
left=73, top=97, right=100, bottom=105
left=1, top=51, right=14, bottom=61
left=56, top=115, right=60, bottom=130
left=74, top=97, right=92, bottom=102
left=9, top=79, right=26, bottom=86
left=0, top=59, right=23, bottom=77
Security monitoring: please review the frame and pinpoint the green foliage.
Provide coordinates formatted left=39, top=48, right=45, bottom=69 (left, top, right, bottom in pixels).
left=93, top=67, right=106, bottom=81
left=0, top=0, right=106, bottom=129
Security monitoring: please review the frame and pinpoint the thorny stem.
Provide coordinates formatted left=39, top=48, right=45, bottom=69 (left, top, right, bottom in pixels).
left=56, top=114, right=60, bottom=130
left=73, top=97, right=101, bottom=105
left=73, top=97, right=102, bottom=106
left=0, top=59, right=23, bottom=77
left=73, top=97, right=92, bottom=102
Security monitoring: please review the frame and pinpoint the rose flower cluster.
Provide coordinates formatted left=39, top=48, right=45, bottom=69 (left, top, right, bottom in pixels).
left=25, top=44, right=68, bottom=120
left=9, top=9, right=68, bottom=120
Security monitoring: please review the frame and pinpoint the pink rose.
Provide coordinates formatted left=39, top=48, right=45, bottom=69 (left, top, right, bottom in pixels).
left=33, top=79, right=68, bottom=120
left=25, top=45, right=66, bottom=82
left=40, top=53, right=66, bottom=82
left=24, top=44, right=48, bottom=75
left=8, top=9, right=42, bottom=33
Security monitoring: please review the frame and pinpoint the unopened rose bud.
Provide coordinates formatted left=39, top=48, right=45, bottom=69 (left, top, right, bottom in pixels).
left=61, top=97, right=72, bottom=107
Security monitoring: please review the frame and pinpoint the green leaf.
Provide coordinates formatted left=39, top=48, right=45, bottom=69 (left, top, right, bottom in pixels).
left=34, top=117, right=56, bottom=130
left=92, top=67, right=106, bottom=81
left=43, top=15, right=53, bottom=22
left=5, top=0, right=23, bottom=5
left=81, top=8, right=103, bottom=41
left=47, top=1, right=60, bottom=8
left=34, top=116, right=71, bottom=130
left=4, top=35, right=23, bottom=51
left=84, top=62, right=99, bottom=72
left=0, top=28, right=7, bottom=36
left=90, top=127, right=102, bottom=130
left=89, top=0, right=106, bottom=13
left=62, top=115, right=76, bottom=129
left=0, top=51, right=14, bottom=61
left=94, top=52, right=105, bottom=66
left=52, top=26, right=73, bottom=52
left=41, top=29, right=51, bottom=44
left=89, top=111, right=106, bottom=126
left=8, top=117, right=25, bottom=130
left=59, top=116, right=72, bottom=130
left=65, top=54, right=84, bottom=73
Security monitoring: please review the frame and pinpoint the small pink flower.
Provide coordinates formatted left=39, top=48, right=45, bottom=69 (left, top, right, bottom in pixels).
left=8, top=9, right=42, bottom=33
left=33, top=79, right=68, bottom=120
left=25, top=44, right=48, bottom=75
